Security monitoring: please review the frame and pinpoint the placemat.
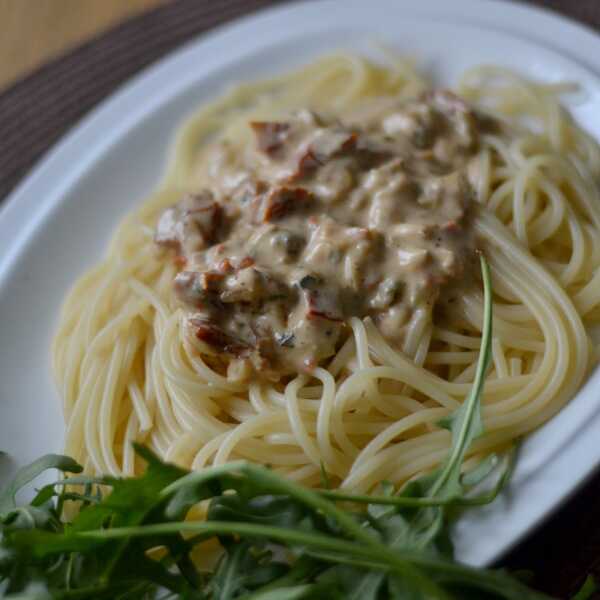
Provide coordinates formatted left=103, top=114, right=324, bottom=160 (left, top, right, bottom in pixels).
left=1, top=1, right=599, bottom=597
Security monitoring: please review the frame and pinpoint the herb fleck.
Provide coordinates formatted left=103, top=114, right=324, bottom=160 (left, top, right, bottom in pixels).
left=275, top=332, right=295, bottom=347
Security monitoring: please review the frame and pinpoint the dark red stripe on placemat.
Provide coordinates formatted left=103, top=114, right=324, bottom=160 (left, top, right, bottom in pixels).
left=1, top=0, right=600, bottom=597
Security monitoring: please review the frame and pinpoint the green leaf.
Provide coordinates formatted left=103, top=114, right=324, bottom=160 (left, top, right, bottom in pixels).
left=70, top=444, right=189, bottom=585
left=1, top=505, right=59, bottom=532
left=29, top=484, right=58, bottom=508
left=571, top=575, right=597, bottom=600
left=319, top=461, right=331, bottom=490
left=388, top=575, right=429, bottom=599
left=460, top=454, right=498, bottom=488
left=345, top=571, right=385, bottom=600
left=68, top=444, right=185, bottom=535
left=164, top=463, right=245, bottom=520
left=208, top=494, right=313, bottom=531
left=3, top=581, right=52, bottom=600
left=313, top=564, right=384, bottom=600
left=210, top=543, right=287, bottom=599
left=244, top=583, right=336, bottom=600
left=5, top=527, right=100, bottom=556
left=0, top=455, right=82, bottom=516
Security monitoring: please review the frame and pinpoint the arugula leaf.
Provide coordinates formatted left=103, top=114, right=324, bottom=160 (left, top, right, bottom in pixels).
left=319, top=461, right=331, bottom=490
left=387, top=575, right=430, bottom=599
left=571, top=575, right=597, bottom=600
left=0, top=254, right=558, bottom=600
left=1, top=582, right=52, bottom=600
left=210, top=543, right=287, bottom=599
left=1, top=452, right=553, bottom=600
left=0, top=454, right=82, bottom=517
left=243, top=582, right=337, bottom=599
left=460, top=454, right=499, bottom=488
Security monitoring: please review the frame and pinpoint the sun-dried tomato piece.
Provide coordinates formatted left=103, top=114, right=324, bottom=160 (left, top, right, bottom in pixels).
left=299, top=279, right=343, bottom=322
left=155, top=192, right=223, bottom=253
left=190, top=318, right=251, bottom=357
left=250, top=121, right=290, bottom=156
left=238, top=256, right=255, bottom=269
left=260, top=187, right=313, bottom=222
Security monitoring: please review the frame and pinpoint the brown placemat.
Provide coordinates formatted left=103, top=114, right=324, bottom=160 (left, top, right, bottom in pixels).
left=0, top=0, right=294, bottom=203
left=1, top=1, right=600, bottom=597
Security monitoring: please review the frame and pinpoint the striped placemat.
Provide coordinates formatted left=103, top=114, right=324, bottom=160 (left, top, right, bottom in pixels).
left=0, top=0, right=291, bottom=203
left=1, top=1, right=599, bottom=596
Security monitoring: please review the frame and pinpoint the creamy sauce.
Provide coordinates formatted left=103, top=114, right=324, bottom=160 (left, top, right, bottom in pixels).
left=155, top=91, right=489, bottom=379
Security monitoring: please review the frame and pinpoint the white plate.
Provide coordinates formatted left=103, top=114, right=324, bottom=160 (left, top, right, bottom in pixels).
left=2, top=0, right=600, bottom=567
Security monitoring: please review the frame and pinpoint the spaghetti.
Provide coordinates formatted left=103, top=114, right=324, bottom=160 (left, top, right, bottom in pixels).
left=52, top=55, right=600, bottom=493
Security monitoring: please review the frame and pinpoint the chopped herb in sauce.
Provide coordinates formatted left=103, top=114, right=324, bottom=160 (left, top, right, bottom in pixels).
left=275, top=332, right=296, bottom=348
left=298, top=274, right=320, bottom=289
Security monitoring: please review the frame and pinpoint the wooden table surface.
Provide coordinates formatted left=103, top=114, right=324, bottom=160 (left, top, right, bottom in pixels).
left=0, top=0, right=166, bottom=91
left=2, top=0, right=600, bottom=92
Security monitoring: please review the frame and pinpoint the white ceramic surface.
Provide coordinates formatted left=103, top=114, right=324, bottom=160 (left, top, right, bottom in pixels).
left=1, top=0, right=600, bottom=567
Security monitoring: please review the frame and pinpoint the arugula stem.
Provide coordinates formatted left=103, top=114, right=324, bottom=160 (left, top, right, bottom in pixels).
left=318, top=446, right=516, bottom=508
left=429, top=254, right=493, bottom=499
left=303, top=551, right=552, bottom=600
left=163, top=461, right=455, bottom=596
left=73, top=519, right=550, bottom=599
left=241, top=464, right=378, bottom=546
left=76, top=520, right=452, bottom=600
left=164, top=462, right=378, bottom=547
left=161, top=461, right=247, bottom=497
left=318, top=487, right=497, bottom=508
